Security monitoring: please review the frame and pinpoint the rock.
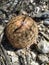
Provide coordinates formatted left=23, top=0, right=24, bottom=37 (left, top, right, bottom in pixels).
left=30, top=0, right=34, bottom=3
left=34, top=7, right=40, bottom=14
left=31, top=61, right=39, bottom=65
left=4, top=20, right=8, bottom=23
left=12, top=62, right=20, bottom=65
left=7, top=51, right=16, bottom=56
left=30, top=51, right=36, bottom=60
left=17, top=49, right=36, bottom=60
left=34, top=11, right=49, bottom=18
left=0, top=25, right=4, bottom=35
left=37, top=39, right=49, bottom=53
left=38, top=54, right=49, bottom=63
left=16, top=49, right=37, bottom=65
left=43, top=19, right=49, bottom=25
left=12, top=55, right=19, bottom=63
left=40, top=32, right=49, bottom=41
left=7, top=51, right=20, bottom=64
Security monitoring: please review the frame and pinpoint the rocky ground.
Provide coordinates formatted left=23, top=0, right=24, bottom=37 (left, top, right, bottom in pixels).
left=0, top=0, right=49, bottom=65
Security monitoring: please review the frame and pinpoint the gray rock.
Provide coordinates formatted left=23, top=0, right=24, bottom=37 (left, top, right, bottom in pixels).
left=30, top=61, right=39, bottom=65
left=7, top=51, right=17, bottom=56
left=38, top=54, right=49, bottom=63
left=16, top=49, right=37, bottom=65
left=0, top=25, right=4, bottom=35
left=34, top=11, right=49, bottom=18
left=12, top=55, right=19, bottom=63
left=37, top=39, right=49, bottom=53
left=43, top=19, right=49, bottom=25
left=12, top=62, right=20, bottom=65
left=17, top=49, right=36, bottom=60
left=34, top=7, right=40, bottom=14
left=30, top=51, right=36, bottom=60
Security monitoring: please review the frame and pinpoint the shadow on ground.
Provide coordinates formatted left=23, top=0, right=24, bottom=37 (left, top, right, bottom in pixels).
left=1, top=34, right=20, bottom=51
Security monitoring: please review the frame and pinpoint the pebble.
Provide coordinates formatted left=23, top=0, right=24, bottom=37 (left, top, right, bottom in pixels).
left=20, top=10, right=28, bottom=15
left=7, top=51, right=16, bottom=56
left=35, top=7, right=40, bottom=14
left=16, top=49, right=37, bottom=65
left=38, top=54, right=49, bottom=63
left=43, top=19, right=49, bottom=25
left=30, top=51, right=36, bottom=60
left=4, top=20, right=8, bottom=23
left=0, top=25, right=4, bottom=35
left=7, top=51, right=20, bottom=64
left=12, top=55, right=19, bottom=63
left=17, top=49, right=36, bottom=60
left=30, top=0, right=34, bottom=3
left=31, top=61, right=39, bottom=65
left=12, top=62, right=20, bottom=65
left=37, top=39, right=49, bottom=53
left=40, top=32, right=49, bottom=41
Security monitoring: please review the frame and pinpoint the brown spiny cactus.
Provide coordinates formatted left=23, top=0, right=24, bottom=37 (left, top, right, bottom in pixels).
left=5, top=15, right=38, bottom=48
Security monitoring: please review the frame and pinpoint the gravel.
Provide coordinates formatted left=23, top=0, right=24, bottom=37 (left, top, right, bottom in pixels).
left=0, top=0, right=49, bottom=65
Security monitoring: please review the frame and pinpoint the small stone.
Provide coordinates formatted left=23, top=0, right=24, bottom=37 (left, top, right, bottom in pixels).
left=40, top=32, right=49, bottom=41
left=43, top=19, right=49, bottom=25
left=16, top=49, right=37, bottom=65
left=7, top=51, right=16, bottom=56
left=37, top=39, right=49, bottom=53
left=30, top=51, right=36, bottom=60
left=12, top=55, right=18, bottom=63
left=20, top=10, right=28, bottom=15
left=30, top=0, right=34, bottom=3
left=17, top=49, right=36, bottom=60
left=38, top=54, right=49, bottom=63
left=12, top=62, right=20, bottom=65
left=0, top=25, right=4, bottom=35
left=35, top=7, right=40, bottom=14
left=4, top=20, right=8, bottom=23
left=31, top=61, right=39, bottom=65
left=16, top=49, right=26, bottom=56
left=47, top=30, right=49, bottom=33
